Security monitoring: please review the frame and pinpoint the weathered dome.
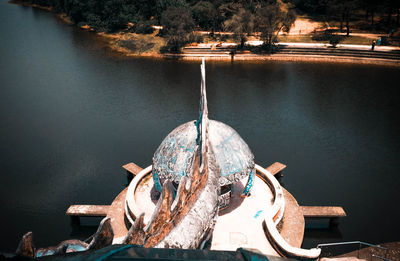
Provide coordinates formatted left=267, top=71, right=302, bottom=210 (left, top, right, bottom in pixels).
left=152, top=119, right=255, bottom=189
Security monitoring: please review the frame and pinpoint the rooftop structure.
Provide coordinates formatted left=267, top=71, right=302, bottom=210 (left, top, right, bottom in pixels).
left=13, top=59, right=347, bottom=260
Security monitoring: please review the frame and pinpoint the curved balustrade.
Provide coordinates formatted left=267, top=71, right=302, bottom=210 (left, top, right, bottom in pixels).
left=255, top=164, right=321, bottom=259
left=124, top=165, right=153, bottom=226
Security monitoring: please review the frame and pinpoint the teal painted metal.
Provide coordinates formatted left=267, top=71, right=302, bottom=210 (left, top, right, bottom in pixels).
left=241, top=169, right=254, bottom=196
left=254, top=210, right=263, bottom=219
left=152, top=170, right=162, bottom=191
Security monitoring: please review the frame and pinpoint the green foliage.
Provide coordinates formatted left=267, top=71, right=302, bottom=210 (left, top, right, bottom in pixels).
left=19, top=0, right=400, bottom=39
left=217, top=2, right=243, bottom=22
left=134, top=0, right=157, bottom=20
left=223, top=8, right=254, bottom=49
left=292, top=0, right=329, bottom=15
left=255, top=0, right=296, bottom=47
left=118, top=38, right=156, bottom=54
left=188, top=33, right=204, bottom=43
left=135, top=20, right=155, bottom=34
left=155, top=0, right=189, bottom=22
left=312, top=29, right=344, bottom=47
left=161, top=6, right=195, bottom=52
left=245, top=42, right=279, bottom=53
left=329, top=34, right=344, bottom=47
left=57, top=0, right=139, bottom=32
left=326, top=0, right=359, bottom=35
left=191, top=1, right=218, bottom=30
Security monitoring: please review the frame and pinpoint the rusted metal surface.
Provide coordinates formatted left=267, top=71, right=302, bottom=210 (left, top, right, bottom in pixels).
left=301, top=206, right=346, bottom=218
left=87, top=218, right=114, bottom=250
left=15, top=232, right=35, bottom=258
left=15, top=218, right=114, bottom=258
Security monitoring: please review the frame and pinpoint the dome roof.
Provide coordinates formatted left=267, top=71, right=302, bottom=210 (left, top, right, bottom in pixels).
left=153, top=119, right=255, bottom=187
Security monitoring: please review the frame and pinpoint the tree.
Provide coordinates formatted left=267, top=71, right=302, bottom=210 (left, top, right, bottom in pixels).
left=191, top=1, right=218, bottom=31
left=217, top=2, right=243, bottom=21
left=155, top=0, right=188, bottom=23
left=161, top=6, right=195, bottom=52
left=327, top=0, right=359, bottom=36
left=223, top=8, right=255, bottom=49
left=382, top=0, right=400, bottom=31
left=364, top=0, right=380, bottom=29
left=292, top=0, right=329, bottom=15
left=255, top=0, right=296, bottom=47
left=62, top=0, right=139, bottom=32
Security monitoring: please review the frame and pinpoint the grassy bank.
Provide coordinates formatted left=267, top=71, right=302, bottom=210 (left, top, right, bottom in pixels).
left=99, top=32, right=166, bottom=57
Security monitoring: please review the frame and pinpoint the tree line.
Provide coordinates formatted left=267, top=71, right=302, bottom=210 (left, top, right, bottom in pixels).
left=295, top=0, right=400, bottom=35
left=17, top=0, right=400, bottom=51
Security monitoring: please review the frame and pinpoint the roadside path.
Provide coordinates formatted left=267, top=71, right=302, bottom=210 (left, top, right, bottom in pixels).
left=192, top=41, right=400, bottom=52
left=277, top=42, right=400, bottom=51
left=175, top=42, right=400, bottom=65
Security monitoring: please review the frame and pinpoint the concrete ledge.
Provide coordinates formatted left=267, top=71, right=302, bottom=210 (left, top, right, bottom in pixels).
left=265, top=162, right=286, bottom=176
left=122, top=163, right=143, bottom=177
left=66, top=205, right=110, bottom=217
left=301, top=206, right=346, bottom=227
left=301, top=206, right=346, bottom=218
left=66, top=205, right=110, bottom=226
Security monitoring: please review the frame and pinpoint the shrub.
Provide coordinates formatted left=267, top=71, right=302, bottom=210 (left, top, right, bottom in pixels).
left=188, top=33, right=204, bottom=43
left=312, top=29, right=344, bottom=47
left=135, top=20, right=155, bottom=34
left=329, top=35, right=344, bottom=47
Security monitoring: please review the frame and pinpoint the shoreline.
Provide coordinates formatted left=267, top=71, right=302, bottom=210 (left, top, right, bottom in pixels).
left=9, top=0, right=400, bottom=66
left=164, top=53, right=400, bottom=66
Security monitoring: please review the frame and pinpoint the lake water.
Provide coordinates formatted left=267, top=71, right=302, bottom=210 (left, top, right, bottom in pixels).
left=1, top=0, right=399, bottom=253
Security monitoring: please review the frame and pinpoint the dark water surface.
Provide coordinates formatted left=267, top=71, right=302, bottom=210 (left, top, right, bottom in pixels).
left=1, top=0, right=399, bottom=252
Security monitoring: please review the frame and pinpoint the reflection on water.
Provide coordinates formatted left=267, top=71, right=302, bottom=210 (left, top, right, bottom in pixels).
left=1, top=0, right=400, bottom=252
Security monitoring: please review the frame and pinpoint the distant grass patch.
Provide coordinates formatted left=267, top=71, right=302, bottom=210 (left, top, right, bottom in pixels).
left=340, top=36, right=374, bottom=45
left=113, top=33, right=166, bottom=55
left=278, top=34, right=376, bottom=45
left=277, top=35, right=315, bottom=43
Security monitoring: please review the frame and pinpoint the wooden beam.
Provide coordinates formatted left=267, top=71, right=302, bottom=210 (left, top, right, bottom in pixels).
left=265, top=162, right=287, bottom=176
